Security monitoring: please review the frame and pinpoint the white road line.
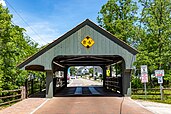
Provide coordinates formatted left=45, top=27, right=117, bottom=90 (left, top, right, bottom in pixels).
left=89, top=87, right=100, bottom=94
left=30, top=99, right=50, bottom=114
left=74, top=87, right=82, bottom=94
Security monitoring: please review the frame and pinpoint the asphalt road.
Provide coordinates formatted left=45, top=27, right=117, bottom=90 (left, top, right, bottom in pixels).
left=34, top=78, right=153, bottom=114
left=68, top=78, right=103, bottom=87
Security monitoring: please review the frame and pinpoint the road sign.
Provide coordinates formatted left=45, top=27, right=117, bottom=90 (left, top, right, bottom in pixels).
left=106, top=70, right=110, bottom=76
left=158, top=76, right=163, bottom=83
left=141, top=65, right=148, bottom=74
left=155, top=70, right=164, bottom=77
left=81, top=36, right=95, bottom=48
left=141, top=65, right=148, bottom=83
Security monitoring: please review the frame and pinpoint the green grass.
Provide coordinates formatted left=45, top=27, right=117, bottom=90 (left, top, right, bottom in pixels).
left=131, top=89, right=171, bottom=104
left=0, top=102, right=17, bottom=110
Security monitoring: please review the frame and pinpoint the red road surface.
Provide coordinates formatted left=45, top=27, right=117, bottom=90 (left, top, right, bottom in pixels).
left=34, top=97, right=153, bottom=114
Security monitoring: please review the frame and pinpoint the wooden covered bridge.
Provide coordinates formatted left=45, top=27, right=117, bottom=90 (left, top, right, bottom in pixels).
left=18, top=19, right=137, bottom=98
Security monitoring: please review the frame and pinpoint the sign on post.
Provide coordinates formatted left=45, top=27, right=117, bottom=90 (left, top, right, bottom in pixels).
left=141, top=65, right=148, bottom=99
left=158, top=76, right=163, bottom=84
left=155, top=70, right=164, bottom=100
left=141, top=65, right=148, bottom=83
left=155, top=70, right=164, bottom=77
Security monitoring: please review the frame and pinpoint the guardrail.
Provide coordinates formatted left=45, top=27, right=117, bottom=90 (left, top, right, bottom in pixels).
left=0, top=88, right=25, bottom=106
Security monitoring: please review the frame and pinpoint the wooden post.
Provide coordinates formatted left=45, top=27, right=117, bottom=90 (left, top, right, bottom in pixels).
left=102, top=66, right=107, bottom=88
left=25, top=79, right=28, bottom=98
left=31, top=79, right=34, bottom=94
left=40, top=79, right=42, bottom=92
left=21, top=86, right=26, bottom=99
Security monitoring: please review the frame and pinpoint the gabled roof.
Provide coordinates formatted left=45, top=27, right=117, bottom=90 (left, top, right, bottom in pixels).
left=18, top=19, right=138, bottom=69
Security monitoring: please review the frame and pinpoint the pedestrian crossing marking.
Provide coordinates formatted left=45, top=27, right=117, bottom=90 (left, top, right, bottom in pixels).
left=89, top=87, right=100, bottom=94
left=74, top=87, right=82, bottom=94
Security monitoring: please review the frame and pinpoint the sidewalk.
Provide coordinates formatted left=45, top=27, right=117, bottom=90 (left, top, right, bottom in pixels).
left=0, top=98, right=48, bottom=114
left=133, top=99, right=171, bottom=114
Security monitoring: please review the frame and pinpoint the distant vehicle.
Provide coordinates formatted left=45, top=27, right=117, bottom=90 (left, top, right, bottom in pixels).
left=70, top=75, right=76, bottom=79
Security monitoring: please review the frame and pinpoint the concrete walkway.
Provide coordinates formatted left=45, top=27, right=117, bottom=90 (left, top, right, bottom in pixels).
left=0, top=98, right=48, bottom=114
left=134, top=100, right=171, bottom=114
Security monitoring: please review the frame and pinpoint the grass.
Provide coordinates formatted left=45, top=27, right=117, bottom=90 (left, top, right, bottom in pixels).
left=0, top=102, right=17, bottom=110
left=131, top=89, right=171, bottom=104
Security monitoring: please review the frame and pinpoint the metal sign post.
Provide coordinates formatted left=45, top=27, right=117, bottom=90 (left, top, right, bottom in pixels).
left=155, top=70, right=164, bottom=101
left=141, top=65, right=148, bottom=99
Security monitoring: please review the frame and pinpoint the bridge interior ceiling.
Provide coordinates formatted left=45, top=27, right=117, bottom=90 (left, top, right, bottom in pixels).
left=52, top=55, right=123, bottom=71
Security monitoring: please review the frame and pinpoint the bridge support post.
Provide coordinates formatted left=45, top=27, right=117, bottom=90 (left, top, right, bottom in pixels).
left=102, top=66, right=107, bottom=88
left=46, top=70, right=53, bottom=98
left=122, top=69, right=131, bottom=96
left=64, top=67, right=68, bottom=87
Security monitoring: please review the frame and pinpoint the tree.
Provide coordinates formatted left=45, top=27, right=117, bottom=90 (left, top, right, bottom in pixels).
left=89, top=68, right=94, bottom=76
left=134, top=0, right=171, bottom=86
left=97, top=0, right=138, bottom=46
left=70, top=67, right=77, bottom=76
left=0, top=4, right=39, bottom=90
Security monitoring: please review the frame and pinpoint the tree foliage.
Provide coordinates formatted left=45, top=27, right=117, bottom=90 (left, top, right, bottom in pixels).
left=97, top=0, right=138, bottom=46
left=134, top=0, right=171, bottom=81
left=98, top=0, right=171, bottom=87
left=0, top=5, right=39, bottom=90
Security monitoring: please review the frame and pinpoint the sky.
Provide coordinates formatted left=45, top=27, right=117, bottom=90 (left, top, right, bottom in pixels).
left=1, top=0, right=108, bottom=46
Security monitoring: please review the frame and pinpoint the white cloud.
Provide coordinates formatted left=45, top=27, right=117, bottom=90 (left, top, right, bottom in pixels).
left=24, top=22, right=60, bottom=46
left=0, top=0, right=6, bottom=6
left=11, top=13, right=60, bottom=47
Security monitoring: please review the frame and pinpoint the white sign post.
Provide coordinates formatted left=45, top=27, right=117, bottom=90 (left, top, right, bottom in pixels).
left=155, top=70, right=164, bottom=100
left=141, top=65, right=148, bottom=99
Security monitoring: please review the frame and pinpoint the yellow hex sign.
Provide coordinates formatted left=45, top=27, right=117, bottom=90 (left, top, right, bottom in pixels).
left=106, top=70, right=110, bottom=76
left=81, top=36, right=95, bottom=48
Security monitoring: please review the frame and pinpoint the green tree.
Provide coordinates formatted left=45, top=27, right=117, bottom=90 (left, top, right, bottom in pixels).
left=89, top=68, right=94, bottom=76
left=70, top=67, right=77, bottom=76
left=0, top=4, right=39, bottom=90
left=134, top=0, right=171, bottom=86
left=97, top=0, right=138, bottom=45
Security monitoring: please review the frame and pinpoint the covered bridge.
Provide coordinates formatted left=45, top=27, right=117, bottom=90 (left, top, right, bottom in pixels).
left=18, top=19, right=138, bottom=98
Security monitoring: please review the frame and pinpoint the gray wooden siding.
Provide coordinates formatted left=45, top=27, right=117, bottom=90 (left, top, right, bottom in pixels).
left=21, top=25, right=135, bottom=70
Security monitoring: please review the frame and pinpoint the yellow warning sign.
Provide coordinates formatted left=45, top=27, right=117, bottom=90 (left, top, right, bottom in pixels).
left=81, top=36, right=95, bottom=48
left=106, top=70, right=110, bottom=76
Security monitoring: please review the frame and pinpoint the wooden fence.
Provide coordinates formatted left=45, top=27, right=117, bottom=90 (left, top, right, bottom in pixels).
left=0, top=87, right=25, bottom=106
left=105, top=77, right=122, bottom=93
left=25, top=78, right=46, bottom=98
left=132, top=88, right=171, bottom=100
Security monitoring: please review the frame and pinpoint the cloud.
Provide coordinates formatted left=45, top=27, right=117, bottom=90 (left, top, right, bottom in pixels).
left=0, top=0, right=6, bottom=6
left=11, top=13, right=60, bottom=47
left=24, top=21, right=60, bottom=46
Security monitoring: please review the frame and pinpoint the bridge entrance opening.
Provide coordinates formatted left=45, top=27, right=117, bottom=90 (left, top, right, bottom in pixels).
left=52, top=55, right=125, bottom=96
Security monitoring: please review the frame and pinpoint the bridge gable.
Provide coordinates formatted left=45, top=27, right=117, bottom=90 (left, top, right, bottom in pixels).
left=18, top=19, right=137, bottom=70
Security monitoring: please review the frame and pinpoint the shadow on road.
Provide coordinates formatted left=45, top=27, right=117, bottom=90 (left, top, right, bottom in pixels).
left=28, top=87, right=122, bottom=98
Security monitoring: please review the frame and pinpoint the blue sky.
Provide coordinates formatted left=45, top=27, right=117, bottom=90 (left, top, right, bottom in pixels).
left=1, top=0, right=108, bottom=46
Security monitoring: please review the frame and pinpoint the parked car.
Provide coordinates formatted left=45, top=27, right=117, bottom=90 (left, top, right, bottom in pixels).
left=70, top=75, right=76, bottom=79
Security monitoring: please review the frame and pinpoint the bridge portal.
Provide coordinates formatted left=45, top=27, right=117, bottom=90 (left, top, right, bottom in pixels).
left=18, top=19, right=137, bottom=98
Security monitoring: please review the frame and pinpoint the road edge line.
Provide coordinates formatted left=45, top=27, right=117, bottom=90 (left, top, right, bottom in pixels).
left=30, top=99, right=50, bottom=114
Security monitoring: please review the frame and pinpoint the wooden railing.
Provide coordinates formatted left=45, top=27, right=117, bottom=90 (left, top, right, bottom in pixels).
left=25, top=78, right=46, bottom=97
left=53, top=77, right=65, bottom=93
left=105, top=77, right=122, bottom=93
left=132, top=88, right=171, bottom=100
left=0, top=88, right=25, bottom=106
